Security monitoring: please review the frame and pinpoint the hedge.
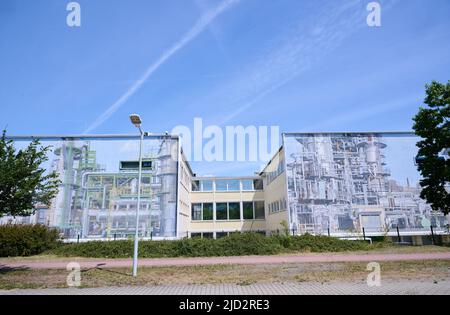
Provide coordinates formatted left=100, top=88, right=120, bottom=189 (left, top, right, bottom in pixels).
left=0, top=224, right=61, bottom=257
left=47, top=232, right=373, bottom=258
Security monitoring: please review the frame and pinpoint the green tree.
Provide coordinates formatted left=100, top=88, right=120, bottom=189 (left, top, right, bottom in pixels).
left=413, top=81, right=450, bottom=215
left=0, top=131, right=60, bottom=217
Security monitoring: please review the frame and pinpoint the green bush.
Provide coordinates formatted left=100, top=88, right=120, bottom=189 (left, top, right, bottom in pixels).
left=273, top=234, right=370, bottom=252
left=48, top=232, right=372, bottom=258
left=0, top=224, right=61, bottom=257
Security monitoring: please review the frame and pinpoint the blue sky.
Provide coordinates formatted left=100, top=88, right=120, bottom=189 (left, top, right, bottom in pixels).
left=1, top=0, right=450, bottom=175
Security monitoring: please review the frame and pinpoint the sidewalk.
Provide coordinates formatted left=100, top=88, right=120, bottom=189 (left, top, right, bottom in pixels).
left=2, top=252, right=450, bottom=270
left=2, top=280, right=450, bottom=295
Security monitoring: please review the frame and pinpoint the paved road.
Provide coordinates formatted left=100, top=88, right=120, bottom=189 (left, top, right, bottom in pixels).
left=1, top=280, right=449, bottom=295
left=1, top=252, right=450, bottom=270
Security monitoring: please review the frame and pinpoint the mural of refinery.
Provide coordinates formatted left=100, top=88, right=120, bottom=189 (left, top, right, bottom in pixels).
left=284, top=133, right=448, bottom=235
left=2, top=136, right=179, bottom=239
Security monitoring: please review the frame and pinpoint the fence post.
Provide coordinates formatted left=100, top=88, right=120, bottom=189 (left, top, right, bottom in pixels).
left=187, top=231, right=189, bottom=238
left=396, top=226, right=401, bottom=243
left=362, top=228, right=366, bottom=241
left=327, top=227, right=330, bottom=237
left=151, top=231, right=153, bottom=241
left=431, top=226, right=435, bottom=245
left=77, top=234, right=80, bottom=244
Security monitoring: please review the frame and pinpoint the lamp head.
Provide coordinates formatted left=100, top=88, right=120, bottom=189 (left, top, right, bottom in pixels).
left=129, top=114, right=142, bottom=127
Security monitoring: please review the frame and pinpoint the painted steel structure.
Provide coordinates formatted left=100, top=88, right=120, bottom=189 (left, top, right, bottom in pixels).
left=1, top=132, right=449, bottom=242
left=283, top=133, right=447, bottom=237
left=1, top=135, right=179, bottom=239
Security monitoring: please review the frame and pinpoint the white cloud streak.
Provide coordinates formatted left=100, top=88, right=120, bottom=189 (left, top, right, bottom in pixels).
left=300, top=94, right=423, bottom=132
left=216, top=0, right=398, bottom=124
left=83, top=0, right=241, bottom=134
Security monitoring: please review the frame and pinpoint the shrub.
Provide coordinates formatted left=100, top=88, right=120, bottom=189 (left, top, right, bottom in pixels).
left=0, top=224, right=61, bottom=257
left=273, top=234, right=371, bottom=252
left=48, top=232, right=371, bottom=258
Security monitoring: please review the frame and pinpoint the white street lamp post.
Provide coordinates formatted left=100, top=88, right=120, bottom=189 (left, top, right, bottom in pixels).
left=130, top=114, right=143, bottom=277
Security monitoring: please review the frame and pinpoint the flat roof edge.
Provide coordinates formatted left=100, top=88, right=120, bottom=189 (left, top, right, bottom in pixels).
left=5, top=133, right=180, bottom=140
left=282, top=131, right=415, bottom=136
left=193, top=176, right=262, bottom=180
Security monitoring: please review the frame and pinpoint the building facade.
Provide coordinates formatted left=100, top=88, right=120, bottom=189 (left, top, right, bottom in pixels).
left=2, top=132, right=449, bottom=243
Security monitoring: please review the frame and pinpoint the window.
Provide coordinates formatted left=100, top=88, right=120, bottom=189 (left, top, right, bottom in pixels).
left=191, top=233, right=202, bottom=238
left=191, top=204, right=202, bottom=221
left=202, top=232, right=214, bottom=239
left=216, top=203, right=228, bottom=220
left=266, top=159, right=285, bottom=185
left=253, top=179, right=264, bottom=190
left=201, top=180, right=213, bottom=191
left=254, top=201, right=265, bottom=219
left=203, top=203, right=213, bottom=220
left=215, top=180, right=228, bottom=191
left=361, top=215, right=381, bottom=232
left=243, top=202, right=254, bottom=220
left=227, top=180, right=240, bottom=191
left=241, top=180, right=253, bottom=191
left=216, top=232, right=228, bottom=239
left=228, top=202, right=240, bottom=220
left=192, top=180, right=200, bottom=192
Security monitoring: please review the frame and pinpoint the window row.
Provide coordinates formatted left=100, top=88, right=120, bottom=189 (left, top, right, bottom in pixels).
left=192, top=201, right=265, bottom=221
left=180, top=163, right=191, bottom=189
left=266, top=159, right=285, bottom=185
left=192, top=179, right=263, bottom=192
left=268, top=198, right=287, bottom=214
left=190, top=231, right=266, bottom=239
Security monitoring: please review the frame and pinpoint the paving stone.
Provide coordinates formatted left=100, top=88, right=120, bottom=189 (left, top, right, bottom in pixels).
left=1, top=280, right=450, bottom=295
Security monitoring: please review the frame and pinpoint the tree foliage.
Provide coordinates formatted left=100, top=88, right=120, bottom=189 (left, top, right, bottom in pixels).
left=0, top=131, right=60, bottom=217
left=413, top=81, right=450, bottom=215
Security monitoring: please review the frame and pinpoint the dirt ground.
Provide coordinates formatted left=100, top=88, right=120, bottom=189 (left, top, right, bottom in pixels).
left=1, top=260, right=449, bottom=290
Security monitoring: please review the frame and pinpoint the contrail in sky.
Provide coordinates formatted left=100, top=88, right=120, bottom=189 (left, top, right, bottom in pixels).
left=83, top=0, right=240, bottom=134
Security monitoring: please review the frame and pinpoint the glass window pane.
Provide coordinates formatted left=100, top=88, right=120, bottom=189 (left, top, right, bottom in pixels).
left=243, top=202, right=254, bottom=220
left=201, top=180, right=213, bottom=191
left=216, top=232, right=228, bottom=239
left=202, top=232, right=214, bottom=239
left=227, top=180, right=240, bottom=191
left=254, top=201, right=265, bottom=219
left=215, top=180, right=227, bottom=191
left=361, top=215, right=381, bottom=232
left=228, top=202, right=240, bottom=220
left=242, top=180, right=253, bottom=191
left=216, top=203, right=228, bottom=220
left=253, top=179, right=264, bottom=190
left=192, top=180, right=200, bottom=192
left=203, top=203, right=213, bottom=220
left=191, top=204, right=202, bottom=221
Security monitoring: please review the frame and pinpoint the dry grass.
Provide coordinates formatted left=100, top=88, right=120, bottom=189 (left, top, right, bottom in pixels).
left=1, top=260, right=449, bottom=290
left=0, top=245, right=448, bottom=265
